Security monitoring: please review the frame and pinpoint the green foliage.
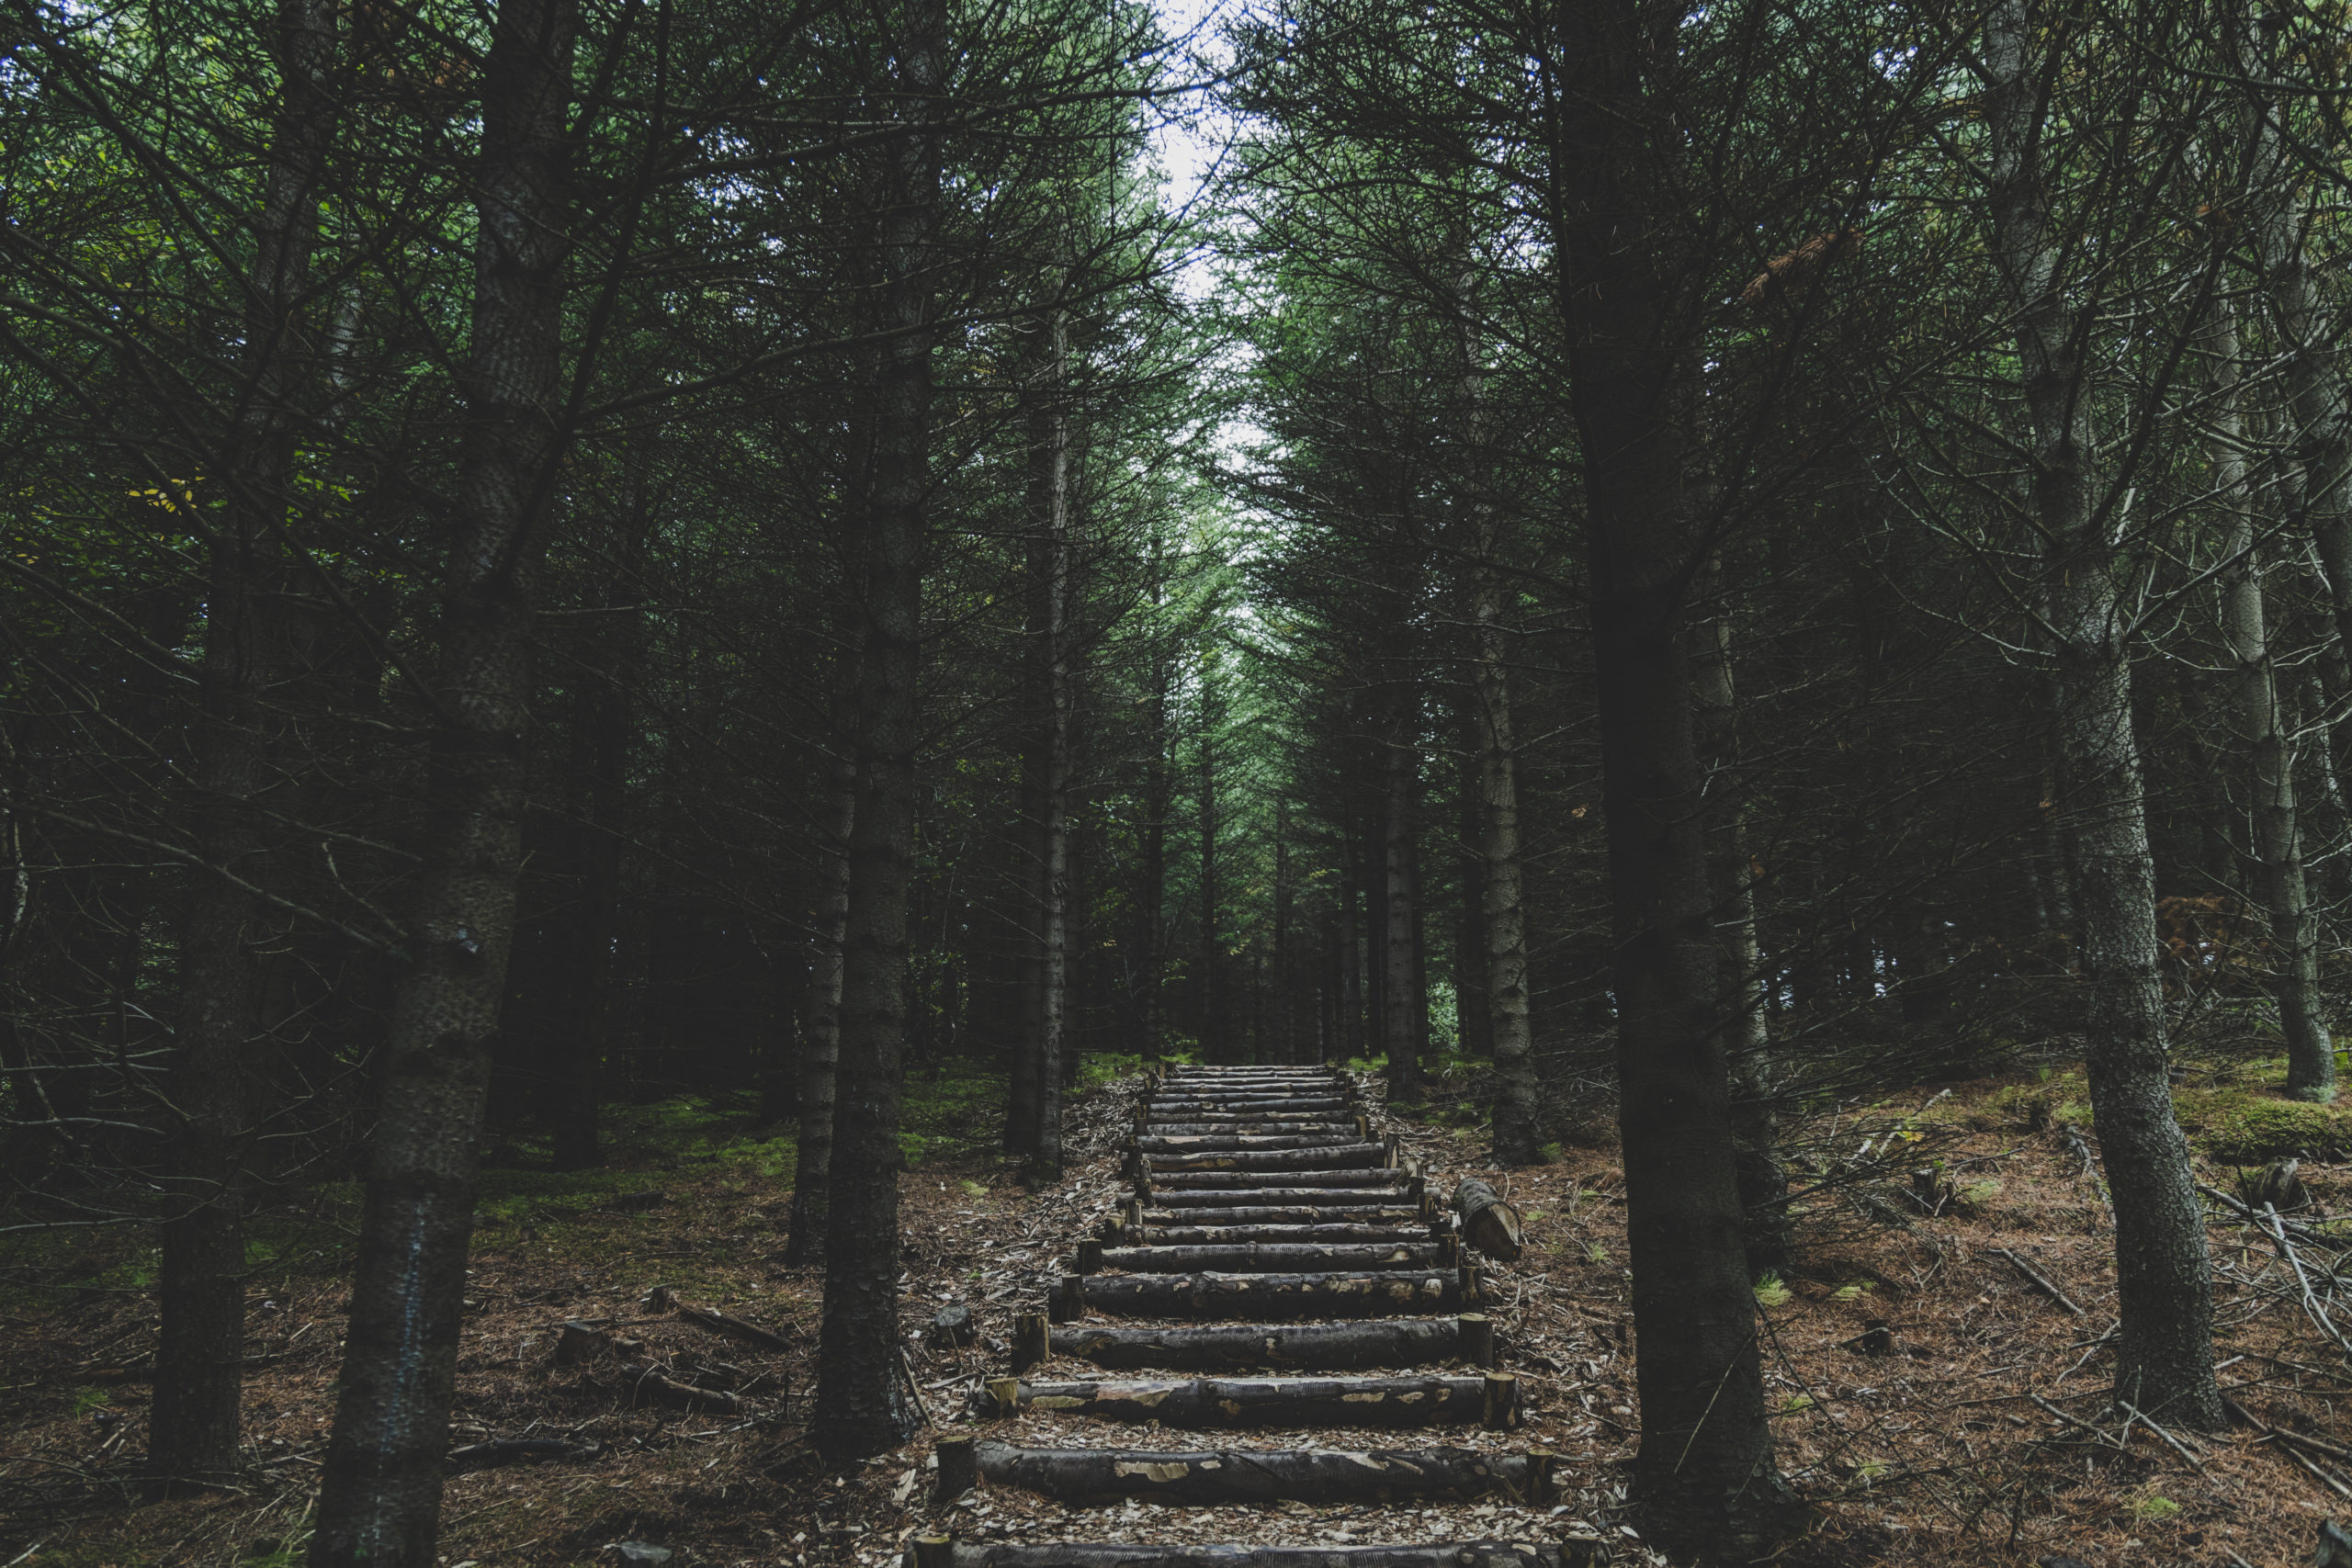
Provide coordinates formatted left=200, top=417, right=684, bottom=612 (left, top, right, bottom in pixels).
left=1752, top=1272, right=1792, bottom=1308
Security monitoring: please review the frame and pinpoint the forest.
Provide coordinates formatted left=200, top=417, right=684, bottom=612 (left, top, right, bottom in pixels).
left=5, top=0, right=2352, bottom=1562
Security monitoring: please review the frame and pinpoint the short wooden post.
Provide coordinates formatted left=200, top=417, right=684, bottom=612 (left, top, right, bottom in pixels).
left=1459, top=1312, right=1494, bottom=1368
left=1482, top=1370, right=1519, bottom=1429
left=1051, top=1274, right=1085, bottom=1323
left=1123, top=1199, right=1143, bottom=1232
left=933, top=1435, right=976, bottom=1499
left=1076, top=1238, right=1103, bottom=1274
left=986, top=1376, right=1023, bottom=1418
left=1355, top=1112, right=1371, bottom=1141
left=1459, top=1262, right=1483, bottom=1304
left=1438, top=1233, right=1460, bottom=1266
left=1528, top=1448, right=1559, bottom=1506
left=1012, top=1311, right=1050, bottom=1371
left=913, top=1531, right=955, bottom=1568
left=1560, top=1533, right=1605, bottom=1568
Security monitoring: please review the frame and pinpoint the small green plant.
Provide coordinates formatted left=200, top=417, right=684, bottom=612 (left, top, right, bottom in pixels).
left=71, top=1385, right=108, bottom=1417
left=2131, top=1495, right=2181, bottom=1522
left=1832, top=1282, right=1873, bottom=1302
left=2034, top=1064, right=2053, bottom=1083
left=1855, top=1459, right=1889, bottom=1485
left=1753, top=1272, right=1792, bottom=1308
left=1779, top=1393, right=1815, bottom=1414
left=1537, top=1141, right=1564, bottom=1162
left=1960, top=1179, right=2004, bottom=1208
left=959, top=1179, right=988, bottom=1198
left=1584, top=1241, right=1611, bottom=1266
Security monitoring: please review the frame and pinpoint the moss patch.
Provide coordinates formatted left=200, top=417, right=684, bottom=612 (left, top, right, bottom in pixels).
left=2182, top=1093, right=2352, bottom=1163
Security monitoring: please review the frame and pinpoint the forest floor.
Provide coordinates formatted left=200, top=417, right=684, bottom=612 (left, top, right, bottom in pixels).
left=7, top=1040, right=2352, bottom=1568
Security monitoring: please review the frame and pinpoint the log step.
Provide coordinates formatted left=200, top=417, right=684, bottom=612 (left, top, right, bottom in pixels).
left=992, top=1372, right=1514, bottom=1427
left=1149, top=1100, right=1355, bottom=1117
left=1123, top=1224, right=1430, bottom=1246
left=1143, top=1190, right=1418, bottom=1212
left=909, top=1539, right=1591, bottom=1568
left=1136, top=1205, right=1422, bottom=1227
left=1148, top=1170, right=1404, bottom=1191
left=1133, top=1134, right=1364, bottom=1154
left=1057, top=1269, right=1469, bottom=1321
left=1141, top=1144, right=1389, bottom=1174
left=1144, top=1122, right=1363, bottom=1138
left=1090, top=1242, right=1448, bottom=1274
left=972, top=1441, right=1534, bottom=1504
left=1021, top=1316, right=1487, bottom=1372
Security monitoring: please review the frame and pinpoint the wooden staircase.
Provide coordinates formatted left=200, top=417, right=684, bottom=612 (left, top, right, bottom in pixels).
left=910, top=1065, right=1604, bottom=1568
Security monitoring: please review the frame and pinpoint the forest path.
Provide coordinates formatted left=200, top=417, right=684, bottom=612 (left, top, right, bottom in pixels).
left=914, top=1066, right=1604, bottom=1568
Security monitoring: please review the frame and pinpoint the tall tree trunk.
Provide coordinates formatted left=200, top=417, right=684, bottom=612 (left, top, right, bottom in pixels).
left=786, top=763, right=853, bottom=1263
left=1546, top=0, right=1791, bottom=1546
left=1199, top=716, right=1224, bottom=1062
left=1273, top=800, right=1295, bottom=1063
left=151, top=0, right=336, bottom=1497
left=310, top=0, right=578, bottom=1559
left=1382, top=696, right=1424, bottom=1104
left=1467, top=531, right=1532, bottom=1165
left=1024, top=300, right=1072, bottom=1185
left=811, top=0, right=940, bottom=1461
left=1984, top=0, right=2222, bottom=1427
left=1139, top=551, right=1170, bottom=1067
left=1338, top=828, right=1363, bottom=1057
left=2209, top=300, right=2331, bottom=1097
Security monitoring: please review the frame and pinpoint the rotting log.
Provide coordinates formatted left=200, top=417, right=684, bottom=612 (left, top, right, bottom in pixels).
left=1095, top=1242, right=1444, bottom=1273
left=908, top=1540, right=1586, bottom=1568
left=1000, top=1374, right=1491, bottom=1427
left=1123, top=1224, right=1430, bottom=1246
left=972, top=1440, right=1531, bottom=1504
left=445, top=1437, right=603, bottom=1472
left=1148, top=1170, right=1405, bottom=1192
left=936, top=1433, right=977, bottom=1499
left=673, top=1299, right=795, bottom=1352
left=1140, top=1144, right=1388, bottom=1175
left=1139, top=1201, right=1417, bottom=1222
left=1048, top=1318, right=1466, bottom=1371
left=1147, top=1100, right=1355, bottom=1119
left=1482, top=1371, right=1519, bottom=1429
left=554, top=1320, right=644, bottom=1364
left=1061, top=1269, right=1464, bottom=1321
left=1143, top=1122, right=1364, bottom=1138
left=1143, top=1189, right=1411, bottom=1213
left=1451, top=1179, right=1524, bottom=1263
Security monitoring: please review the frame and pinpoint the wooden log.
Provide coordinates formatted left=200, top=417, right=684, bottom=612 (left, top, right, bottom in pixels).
left=936, top=1434, right=977, bottom=1499
left=1460, top=1263, right=1484, bottom=1304
left=988, top=1375, right=1023, bottom=1416
left=1145, top=1187, right=1417, bottom=1209
left=1006, top=1373, right=1490, bottom=1427
left=1459, top=1314, right=1494, bottom=1369
left=913, top=1535, right=955, bottom=1568
left=972, top=1440, right=1531, bottom=1503
left=554, top=1319, right=644, bottom=1364
left=1134, top=1134, right=1364, bottom=1155
left=1148, top=1100, right=1355, bottom=1118
left=1098, top=1242, right=1445, bottom=1273
left=1451, top=1179, right=1525, bottom=1263
left=918, top=1540, right=1581, bottom=1568
left=620, top=1363, right=746, bottom=1414
left=1482, top=1371, right=1519, bottom=1429
left=1148, top=1170, right=1402, bottom=1191
left=1125, top=1224, right=1429, bottom=1246
left=1076, top=1270, right=1464, bottom=1319
left=1138, top=1206, right=1421, bottom=1227
left=446, top=1436, right=603, bottom=1472
left=1529, top=1450, right=1561, bottom=1506
left=1050, top=1318, right=1464, bottom=1371
left=1145, top=1122, right=1363, bottom=1137
left=1143, top=1144, right=1388, bottom=1175
left=1078, top=1238, right=1105, bottom=1273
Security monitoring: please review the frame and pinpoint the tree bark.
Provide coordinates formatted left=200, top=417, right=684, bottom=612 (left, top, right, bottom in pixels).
left=1450, top=1179, right=1523, bottom=1262
left=1382, top=693, right=1425, bottom=1102
left=1024, top=297, right=1072, bottom=1183
left=1984, top=0, right=2221, bottom=1428
left=2209, top=299, right=2331, bottom=1097
left=786, top=762, right=854, bottom=1263
left=310, top=0, right=577, bottom=1560
left=811, top=0, right=942, bottom=1461
left=973, top=1441, right=1527, bottom=1504
left=1046, top=1318, right=1466, bottom=1371
left=1545, top=0, right=1791, bottom=1543
left=151, top=0, right=338, bottom=1495
left=1470, top=557, right=1534, bottom=1162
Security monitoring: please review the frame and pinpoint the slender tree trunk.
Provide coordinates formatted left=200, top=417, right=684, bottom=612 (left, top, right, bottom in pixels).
left=786, top=764, right=853, bottom=1263
left=1382, top=695, right=1424, bottom=1103
left=1338, top=830, right=1363, bottom=1057
left=1273, top=800, right=1295, bottom=1064
left=2209, top=300, right=2332, bottom=1096
left=811, top=0, right=940, bottom=1461
left=151, top=0, right=337, bottom=1495
left=1140, top=558, right=1170, bottom=1066
left=310, top=1, right=577, bottom=1559
left=1024, top=300, right=1072, bottom=1185
left=1545, top=0, right=1791, bottom=1545
left=1199, top=717, right=1223, bottom=1062
left=1985, top=0, right=2221, bottom=1427
left=1470, top=555, right=1533, bottom=1164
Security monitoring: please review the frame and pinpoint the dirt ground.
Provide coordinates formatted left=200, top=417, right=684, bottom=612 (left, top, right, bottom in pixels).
left=5, top=1058, right=2350, bottom=1568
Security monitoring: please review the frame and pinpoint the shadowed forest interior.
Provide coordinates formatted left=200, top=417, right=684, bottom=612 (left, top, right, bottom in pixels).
left=7, top=0, right=2352, bottom=1562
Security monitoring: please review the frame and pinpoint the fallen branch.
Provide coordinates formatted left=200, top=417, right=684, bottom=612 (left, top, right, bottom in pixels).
left=673, top=1301, right=794, bottom=1353
left=972, top=1440, right=1532, bottom=1504
left=1989, top=1248, right=2086, bottom=1317
left=445, top=1437, right=603, bottom=1473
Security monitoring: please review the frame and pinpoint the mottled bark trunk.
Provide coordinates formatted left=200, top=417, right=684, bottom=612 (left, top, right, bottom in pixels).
left=310, top=0, right=577, bottom=1560
left=1200, top=724, right=1224, bottom=1063
left=1140, top=570, right=1170, bottom=1066
left=2209, top=301, right=2331, bottom=1097
left=811, top=0, right=940, bottom=1461
left=151, top=0, right=337, bottom=1496
left=1985, top=0, right=2221, bottom=1428
left=1024, top=302, right=1071, bottom=1185
left=1273, top=800, right=1296, bottom=1064
left=1382, top=695, right=1424, bottom=1103
left=1473, top=564, right=1534, bottom=1162
left=1548, top=0, right=1790, bottom=1544
left=1338, top=833, right=1363, bottom=1058
left=786, top=767, right=853, bottom=1263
